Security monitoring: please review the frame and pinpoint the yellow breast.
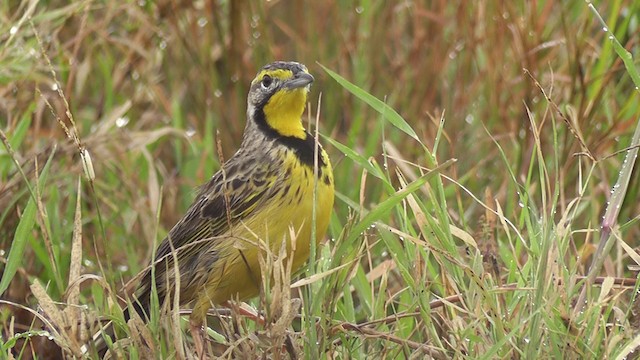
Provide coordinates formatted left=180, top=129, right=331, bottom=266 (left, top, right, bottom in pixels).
left=193, top=147, right=334, bottom=311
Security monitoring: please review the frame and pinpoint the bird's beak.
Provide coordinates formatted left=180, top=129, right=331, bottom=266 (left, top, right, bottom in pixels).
left=284, top=72, right=314, bottom=90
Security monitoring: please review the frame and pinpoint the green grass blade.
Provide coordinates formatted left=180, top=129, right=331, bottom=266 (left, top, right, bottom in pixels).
left=319, top=63, right=422, bottom=144
left=0, top=195, right=36, bottom=296
left=344, top=158, right=455, bottom=246
left=0, top=149, right=54, bottom=296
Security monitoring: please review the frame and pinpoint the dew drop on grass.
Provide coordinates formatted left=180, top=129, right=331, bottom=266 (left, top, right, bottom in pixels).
left=132, top=70, right=140, bottom=80
left=214, top=89, right=222, bottom=97
left=197, top=17, right=208, bottom=27
left=159, top=40, right=167, bottom=50
left=0, top=249, right=4, bottom=256
left=355, top=6, right=364, bottom=14
left=524, top=337, right=530, bottom=344
left=51, top=83, right=58, bottom=91
left=253, top=31, right=261, bottom=39
left=518, top=201, right=525, bottom=208
left=186, top=127, right=196, bottom=137
left=83, top=259, right=94, bottom=267
left=9, top=26, right=17, bottom=35
left=117, top=265, right=129, bottom=272
left=602, top=27, right=608, bottom=32
left=251, top=15, right=260, bottom=28
left=465, top=114, right=474, bottom=124
left=116, top=116, right=129, bottom=128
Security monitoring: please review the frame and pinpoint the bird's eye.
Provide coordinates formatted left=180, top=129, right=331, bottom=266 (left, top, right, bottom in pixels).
left=261, top=75, right=273, bottom=89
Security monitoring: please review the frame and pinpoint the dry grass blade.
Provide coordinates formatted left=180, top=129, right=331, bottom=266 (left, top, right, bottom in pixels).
left=524, top=68, right=595, bottom=161
left=30, top=281, right=82, bottom=355
left=63, top=176, right=84, bottom=340
left=332, top=321, right=447, bottom=359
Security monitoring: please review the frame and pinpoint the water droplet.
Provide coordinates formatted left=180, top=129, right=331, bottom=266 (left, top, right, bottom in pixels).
left=83, top=259, right=94, bottom=267
left=253, top=31, right=261, bottom=39
left=116, top=116, right=129, bottom=128
left=524, top=337, right=530, bottom=344
left=602, top=27, right=608, bottom=32
left=197, top=17, right=208, bottom=27
left=465, top=114, right=474, bottom=124
left=186, top=127, right=196, bottom=137
left=159, top=40, right=167, bottom=50
left=0, top=249, right=5, bottom=256
left=518, top=201, right=525, bottom=208
left=355, top=6, right=364, bottom=14
left=51, top=83, right=58, bottom=91
left=9, top=26, right=17, bottom=35
left=214, top=89, right=222, bottom=97
left=117, top=265, right=129, bottom=272
left=251, top=15, right=260, bottom=28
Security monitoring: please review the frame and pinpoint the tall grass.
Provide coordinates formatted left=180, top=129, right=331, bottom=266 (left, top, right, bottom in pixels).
left=1, top=0, right=640, bottom=358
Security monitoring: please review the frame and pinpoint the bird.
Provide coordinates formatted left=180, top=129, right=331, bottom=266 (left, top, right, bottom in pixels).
left=91, top=61, right=334, bottom=357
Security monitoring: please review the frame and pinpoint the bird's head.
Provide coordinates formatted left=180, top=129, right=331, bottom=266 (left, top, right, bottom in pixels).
left=247, top=61, right=314, bottom=139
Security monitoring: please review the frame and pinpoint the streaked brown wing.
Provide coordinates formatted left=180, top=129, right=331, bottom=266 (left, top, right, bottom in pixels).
left=133, top=155, right=277, bottom=314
